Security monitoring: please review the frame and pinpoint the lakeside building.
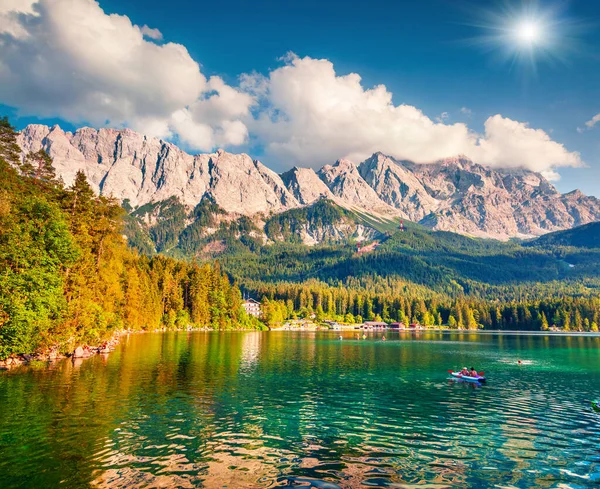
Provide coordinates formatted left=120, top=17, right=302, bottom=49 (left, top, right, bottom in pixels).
left=242, top=298, right=262, bottom=318
left=363, top=321, right=388, bottom=329
left=323, top=320, right=342, bottom=330
left=390, top=322, right=406, bottom=330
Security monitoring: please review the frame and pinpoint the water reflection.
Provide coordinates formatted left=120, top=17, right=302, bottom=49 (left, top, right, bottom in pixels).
left=1, top=331, right=600, bottom=488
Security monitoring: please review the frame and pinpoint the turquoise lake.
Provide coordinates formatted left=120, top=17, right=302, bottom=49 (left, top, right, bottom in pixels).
left=1, top=331, right=600, bottom=488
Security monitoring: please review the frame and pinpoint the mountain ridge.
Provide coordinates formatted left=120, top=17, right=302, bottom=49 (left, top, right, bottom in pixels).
left=17, top=123, right=600, bottom=240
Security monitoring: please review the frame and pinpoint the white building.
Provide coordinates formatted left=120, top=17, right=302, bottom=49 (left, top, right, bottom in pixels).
left=242, top=298, right=261, bottom=318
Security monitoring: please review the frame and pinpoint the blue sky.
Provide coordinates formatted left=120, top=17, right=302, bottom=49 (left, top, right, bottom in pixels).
left=1, top=0, right=599, bottom=196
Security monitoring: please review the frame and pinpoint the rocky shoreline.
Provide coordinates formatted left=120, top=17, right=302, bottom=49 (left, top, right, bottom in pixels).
left=0, top=333, right=123, bottom=370
left=0, top=326, right=261, bottom=371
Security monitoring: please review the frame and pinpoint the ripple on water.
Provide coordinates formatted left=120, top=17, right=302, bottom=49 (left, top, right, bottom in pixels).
left=2, top=331, right=600, bottom=488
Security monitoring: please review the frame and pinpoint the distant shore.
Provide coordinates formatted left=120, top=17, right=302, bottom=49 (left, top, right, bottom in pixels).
left=2, top=327, right=597, bottom=372
left=271, top=324, right=596, bottom=335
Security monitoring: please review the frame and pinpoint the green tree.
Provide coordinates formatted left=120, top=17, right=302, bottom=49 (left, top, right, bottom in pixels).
left=448, top=315, right=457, bottom=328
left=19, top=150, right=58, bottom=188
left=540, top=312, right=549, bottom=331
left=0, top=117, right=21, bottom=166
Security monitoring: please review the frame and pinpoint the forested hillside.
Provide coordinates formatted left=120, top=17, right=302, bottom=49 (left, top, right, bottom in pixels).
left=221, top=224, right=600, bottom=331
left=0, top=118, right=260, bottom=360
left=529, top=222, right=600, bottom=249
left=2, top=113, right=600, bottom=357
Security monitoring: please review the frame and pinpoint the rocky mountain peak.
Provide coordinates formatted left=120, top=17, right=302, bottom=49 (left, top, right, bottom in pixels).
left=318, top=157, right=393, bottom=213
left=280, top=166, right=333, bottom=205
left=322, top=158, right=360, bottom=174
left=564, top=189, right=585, bottom=198
left=15, top=124, right=600, bottom=240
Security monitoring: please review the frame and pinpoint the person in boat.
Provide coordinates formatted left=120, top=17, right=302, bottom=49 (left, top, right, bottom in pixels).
left=469, top=367, right=478, bottom=377
left=460, top=367, right=469, bottom=376
left=381, top=335, right=386, bottom=341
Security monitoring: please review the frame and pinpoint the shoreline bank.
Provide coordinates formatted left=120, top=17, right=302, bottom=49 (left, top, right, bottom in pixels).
left=0, top=326, right=269, bottom=371
left=2, top=327, right=598, bottom=372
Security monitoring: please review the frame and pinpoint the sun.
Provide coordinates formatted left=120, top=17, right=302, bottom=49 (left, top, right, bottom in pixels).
left=463, top=1, right=580, bottom=74
left=515, top=20, right=542, bottom=45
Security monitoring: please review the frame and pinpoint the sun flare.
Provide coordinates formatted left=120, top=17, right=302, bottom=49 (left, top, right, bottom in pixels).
left=466, top=1, right=580, bottom=73
left=515, top=20, right=542, bottom=45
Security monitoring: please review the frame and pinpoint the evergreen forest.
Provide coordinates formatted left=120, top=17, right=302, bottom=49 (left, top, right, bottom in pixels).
left=2, top=116, right=600, bottom=359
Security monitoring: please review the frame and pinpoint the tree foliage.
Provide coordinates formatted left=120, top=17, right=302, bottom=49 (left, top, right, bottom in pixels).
left=0, top=121, right=261, bottom=359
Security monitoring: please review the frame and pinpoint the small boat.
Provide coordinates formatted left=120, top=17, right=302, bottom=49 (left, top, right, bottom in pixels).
left=592, top=400, right=600, bottom=413
left=449, top=371, right=486, bottom=383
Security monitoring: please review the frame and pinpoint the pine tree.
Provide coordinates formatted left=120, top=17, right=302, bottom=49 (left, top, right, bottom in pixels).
left=19, top=150, right=58, bottom=188
left=466, top=308, right=478, bottom=330
left=561, top=309, right=571, bottom=331
left=0, top=117, right=21, bottom=166
left=540, top=312, right=549, bottom=331
left=65, top=171, right=95, bottom=218
left=574, top=309, right=583, bottom=331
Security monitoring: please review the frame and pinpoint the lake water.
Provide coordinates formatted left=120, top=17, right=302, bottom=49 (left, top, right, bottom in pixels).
left=1, top=331, right=600, bottom=488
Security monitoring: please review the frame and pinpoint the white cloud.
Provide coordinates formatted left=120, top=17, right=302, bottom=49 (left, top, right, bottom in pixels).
left=472, top=115, right=582, bottom=176
left=246, top=54, right=582, bottom=176
left=140, top=25, right=162, bottom=41
left=0, top=0, right=37, bottom=15
left=0, top=3, right=584, bottom=177
left=460, top=107, right=473, bottom=117
left=0, top=0, right=39, bottom=38
left=0, top=0, right=253, bottom=150
left=190, top=77, right=255, bottom=129
left=246, top=55, right=476, bottom=167
left=585, top=113, right=600, bottom=129
left=436, top=111, right=449, bottom=123
left=169, top=76, right=254, bottom=149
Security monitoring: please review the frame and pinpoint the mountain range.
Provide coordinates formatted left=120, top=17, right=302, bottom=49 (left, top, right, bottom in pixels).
left=17, top=124, right=600, bottom=241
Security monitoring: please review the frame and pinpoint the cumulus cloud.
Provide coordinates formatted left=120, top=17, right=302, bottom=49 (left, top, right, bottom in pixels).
left=0, top=0, right=37, bottom=15
left=472, top=115, right=582, bottom=179
left=0, top=2, right=584, bottom=178
left=0, top=0, right=38, bottom=37
left=0, top=0, right=253, bottom=150
left=246, top=55, right=477, bottom=166
left=171, top=76, right=254, bottom=149
left=245, top=54, right=582, bottom=177
left=585, top=113, right=600, bottom=129
left=140, top=24, right=162, bottom=41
